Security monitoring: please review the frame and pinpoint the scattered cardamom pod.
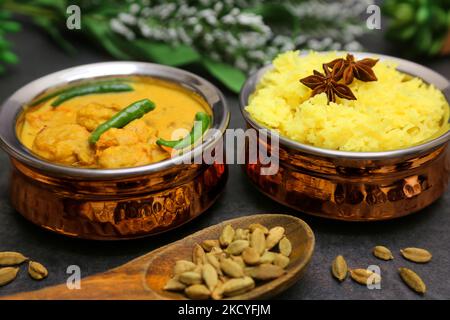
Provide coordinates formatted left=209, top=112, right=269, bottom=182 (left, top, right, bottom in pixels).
left=331, top=245, right=433, bottom=293
left=174, top=260, right=196, bottom=275
left=349, top=269, right=381, bottom=286
left=400, top=247, right=432, bottom=263
left=211, top=280, right=224, bottom=300
left=266, top=227, right=285, bottom=250
left=234, top=228, right=250, bottom=241
left=222, top=277, right=255, bottom=297
left=219, top=224, right=235, bottom=247
left=164, top=278, right=186, bottom=291
left=231, top=255, right=246, bottom=269
left=0, top=267, right=19, bottom=287
left=28, top=261, right=48, bottom=280
left=248, top=223, right=269, bottom=234
left=0, top=251, right=28, bottom=266
left=206, top=253, right=221, bottom=273
left=193, top=244, right=206, bottom=265
left=331, top=255, right=348, bottom=282
left=250, top=228, right=266, bottom=255
left=399, top=267, right=426, bottom=294
left=242, top=247, right=260, bottom=265
left=210, top=246, right=223, bottom=255
left=202, top=263, right=218, bottom=291
left=192, top=264, right=202, bottom=274
left=273, top=254, right=290, bottom=269
left=373, top=246, right=394, bottom=261
left=220, top=258, right=244, bottom=278
left=246, top=263, right=285, bottom=280
left=259, top=251, right=277, bottom=264
left=219, top=274, right=230, bottom=284
left=279, top=237, right=292, bottom=257
left=185, top=284, right=210, bottom=299
left=179, top=271, right=203, bottom=285
left=201, top=240, right=220, bottom=252
left=225, top=240, right=249, bottom=255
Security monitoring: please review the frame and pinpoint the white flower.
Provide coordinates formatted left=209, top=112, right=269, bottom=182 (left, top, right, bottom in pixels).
left=110, top=0, right=372, bottom=74
left=110, top=18, right=135, bottom=40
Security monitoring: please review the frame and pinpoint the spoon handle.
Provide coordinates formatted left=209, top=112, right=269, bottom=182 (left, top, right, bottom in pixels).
left=1, top=250, right=164, bottom=300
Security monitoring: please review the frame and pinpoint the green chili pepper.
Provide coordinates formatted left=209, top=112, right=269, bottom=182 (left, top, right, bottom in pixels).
left=30, top=78, right=133, bottom=107
left=157, top=112, right=211, bottom=149
left=51, top=83, right=133, bottom=107
left=89, top=98, right=156, bottom=144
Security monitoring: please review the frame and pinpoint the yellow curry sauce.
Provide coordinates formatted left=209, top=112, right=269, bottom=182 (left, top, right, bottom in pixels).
left=16, top=77, right=209, bottom=168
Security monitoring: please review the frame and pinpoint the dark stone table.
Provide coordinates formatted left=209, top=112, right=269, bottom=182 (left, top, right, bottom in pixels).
left=0, top=21, right=449, bottom=300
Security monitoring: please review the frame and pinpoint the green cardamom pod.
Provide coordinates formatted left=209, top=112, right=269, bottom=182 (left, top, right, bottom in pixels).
left=28, top=261, right=48, bottom=280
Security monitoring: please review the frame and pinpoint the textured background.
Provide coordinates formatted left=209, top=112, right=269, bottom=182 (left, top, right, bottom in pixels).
left=0, top=19, right=449, bottom=300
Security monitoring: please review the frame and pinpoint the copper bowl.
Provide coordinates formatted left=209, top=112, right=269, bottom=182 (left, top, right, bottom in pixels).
left=0, top=62, right=230, bottom=239
left=239, top=52, right=450, bottom=221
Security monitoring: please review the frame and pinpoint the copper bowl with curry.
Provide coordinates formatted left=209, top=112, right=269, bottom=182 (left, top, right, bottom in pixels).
left=240, top=52, right=450, bottom=221
left=0, top=62, right=229, bottom=239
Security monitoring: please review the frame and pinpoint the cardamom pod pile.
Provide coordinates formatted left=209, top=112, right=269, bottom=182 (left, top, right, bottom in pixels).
left=164, top=223, right=292, bottom=299
left=0, top=251, right=48, bottom=287
left=331, top=246, right=432, bottom=295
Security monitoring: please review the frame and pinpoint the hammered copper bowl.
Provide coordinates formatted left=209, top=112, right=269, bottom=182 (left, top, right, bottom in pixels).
left=240, top=52, right=450, bottom=221
left=0, top=62, right=230, bottom=239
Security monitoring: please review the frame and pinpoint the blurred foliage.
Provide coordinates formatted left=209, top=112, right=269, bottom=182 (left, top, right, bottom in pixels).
left=0, top=0, right=372, bottom=92
left=383, top=0, right=450, bottom=56
left=0, top=0, right=20, bottom=74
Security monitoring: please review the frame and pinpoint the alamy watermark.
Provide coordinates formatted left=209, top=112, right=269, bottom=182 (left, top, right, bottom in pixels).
left=165, top=124, right=280, bottom=176
left=366, top=4, right=381, bottom=30
left=66, top=265, right=81, bottom=290
left=366, top=265, right=382, bottom=290
left=65, top=3, right=382, bottom=31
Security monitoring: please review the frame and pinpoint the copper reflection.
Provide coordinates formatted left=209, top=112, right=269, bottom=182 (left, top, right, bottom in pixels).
left=10, top=159, right=227, bottom=239
left=244, top=132, right=449, bottom=221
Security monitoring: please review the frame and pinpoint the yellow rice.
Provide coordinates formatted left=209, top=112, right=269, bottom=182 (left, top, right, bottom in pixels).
left=245, top=51, right=449, bottom=152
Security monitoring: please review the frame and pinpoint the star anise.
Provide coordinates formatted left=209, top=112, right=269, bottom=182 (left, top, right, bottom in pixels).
left=299, top=64, right=356, bottom=104
left=325, top=54, right=379, bottom=85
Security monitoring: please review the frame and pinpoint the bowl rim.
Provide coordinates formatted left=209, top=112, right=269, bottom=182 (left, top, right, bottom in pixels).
left=239, top=51, right=450, bottom=160
left=0, top=61, right=230, bottom=179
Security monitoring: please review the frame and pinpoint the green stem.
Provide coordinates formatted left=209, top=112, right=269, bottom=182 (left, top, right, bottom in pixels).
left=2, top=1, right=57, bottom=20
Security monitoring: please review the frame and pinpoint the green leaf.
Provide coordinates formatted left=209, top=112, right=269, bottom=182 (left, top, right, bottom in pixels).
left=245, top=3, right=297, bottom=31
left=393, top=3, right=415, bottom=25
left=248, top=2, right=294, bottom=20
left=416, top=6, right=431, bottom=24
left=33, top=16, right=76, bottom=54
left=0, top=20, right=21, bottom=33
left=429, top=36, right=444, bottom=56
left=202, top=59, right=246, bottom=93
left=416, top=27, right=433, bottom=53
left=27, top=0, right=67, bottom=14
left=0, top=51, right=18, bottom=64
left=430, top=5, right=449, bottom=31
left=131, top=39, right=200, bottom=66
left=83, top=16, right=131, bottom=60
left=0, top=38, right=10, bottom=49
left=0, top=11, right=12, bottom=19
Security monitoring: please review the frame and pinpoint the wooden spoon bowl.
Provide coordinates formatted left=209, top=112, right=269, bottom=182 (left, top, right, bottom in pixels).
left=2, top=214, right=314, bottom=300
left=146, top=214, right=315, bottom=300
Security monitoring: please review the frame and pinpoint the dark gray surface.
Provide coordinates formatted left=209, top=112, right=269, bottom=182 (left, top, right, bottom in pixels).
left=0, top=22, right=449, bottom=300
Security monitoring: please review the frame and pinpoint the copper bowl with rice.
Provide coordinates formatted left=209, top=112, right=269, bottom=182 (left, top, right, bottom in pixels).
left=240, top=52, right=450, bottom=221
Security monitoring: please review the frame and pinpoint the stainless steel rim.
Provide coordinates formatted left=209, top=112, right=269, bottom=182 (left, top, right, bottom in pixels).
left=239, top=51, right=450, bottom=160
left=0, top=61, right=230, bottom=179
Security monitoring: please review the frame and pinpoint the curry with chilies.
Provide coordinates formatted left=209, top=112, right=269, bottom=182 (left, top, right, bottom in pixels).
left=16, top=77, right=211, bottom=169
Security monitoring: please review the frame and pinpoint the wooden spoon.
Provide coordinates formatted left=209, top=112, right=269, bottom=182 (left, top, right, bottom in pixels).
left=2, top=214, right=315, bottom=300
